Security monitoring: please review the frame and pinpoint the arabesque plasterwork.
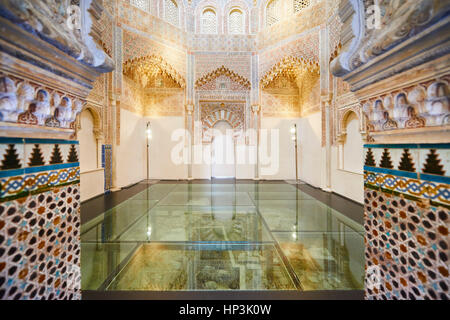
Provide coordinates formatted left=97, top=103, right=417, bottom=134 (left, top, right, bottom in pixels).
left=123, top=55, right=186, bottom=89
left=195, top=66, right=251, bottom=90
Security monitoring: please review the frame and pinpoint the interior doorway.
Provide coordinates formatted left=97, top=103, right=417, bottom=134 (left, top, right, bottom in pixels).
left=211, top=121, right=235, bottom=178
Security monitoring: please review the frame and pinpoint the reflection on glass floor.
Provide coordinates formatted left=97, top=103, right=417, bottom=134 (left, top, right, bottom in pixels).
left=81, top=183, right=364, bottom=291
left=105, top=243, right=295, bottom=291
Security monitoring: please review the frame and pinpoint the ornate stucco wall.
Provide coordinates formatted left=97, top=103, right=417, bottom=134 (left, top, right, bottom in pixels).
left=0, top=0, right=113, bottom=299
left=332, top=0, right=450, bottom=300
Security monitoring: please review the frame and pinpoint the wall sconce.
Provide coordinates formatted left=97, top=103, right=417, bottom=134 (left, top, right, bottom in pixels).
left=146, top=124, right=152, bottom=140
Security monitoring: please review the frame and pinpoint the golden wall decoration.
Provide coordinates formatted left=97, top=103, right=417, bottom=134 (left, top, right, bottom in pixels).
left=195, top=66, right=251, bottom=90
left=123, top=55, right=186, bottom=89
left=260, top=56, right=320, bottom=89
left=260, top=56, right=320, bottom=118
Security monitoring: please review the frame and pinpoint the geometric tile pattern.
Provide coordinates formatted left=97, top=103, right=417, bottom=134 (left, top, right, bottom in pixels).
left=364, top=189, right=449, bottom=300
left=364, top=172, right=449, bottom=208
left=0, top=184, right=81, bottom=300
left=364, top=144, right=450, bottom=208
left=0, top=138, right=80, bottom=202
left=364, top=143, right=449, bottom=300
left=0, top=137, right=81, bottom=299
left=364, top=144, right=449, bottom=177
left=0, top=167, right=80, bottom=201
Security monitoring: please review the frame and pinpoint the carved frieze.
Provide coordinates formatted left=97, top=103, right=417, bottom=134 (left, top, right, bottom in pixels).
left=0, top=75, right=84, bottom=129
left=361, top=76, right=449, bottom=132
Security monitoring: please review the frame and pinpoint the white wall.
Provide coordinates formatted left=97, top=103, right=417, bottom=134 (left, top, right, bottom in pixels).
left=116, top=109, right=147, bottom=187
left=192, top=134, right=256, bottom=180
left=78, top=109, right=104, bottom=201
left=259, top=118, right=297, bottom=180
left=80, top=169, right=104, bottom=201
left=235, top=140, right=256, bottom=180
left=331, top=113, right=364, bottom=203
left=211, top=121, right=235, bottom=178
left=148, top=116, right=188, bottom=180
left=342, top=113, right=364, bottom=174
left=79, top=110, right=98, bottom=172
left=297, top=112, right=322, bottom=187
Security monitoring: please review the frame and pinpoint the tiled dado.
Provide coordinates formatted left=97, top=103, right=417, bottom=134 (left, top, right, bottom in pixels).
left=364, top=144, right=449, bottom=208
left=0, top=137, right=81, bottom=300
left=363, top=143, right=449, bottom=300
left=0, top=138, right=80, bottom=202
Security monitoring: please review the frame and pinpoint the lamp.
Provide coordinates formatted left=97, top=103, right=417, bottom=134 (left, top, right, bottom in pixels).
left=146, top=127, right=152, bottom=140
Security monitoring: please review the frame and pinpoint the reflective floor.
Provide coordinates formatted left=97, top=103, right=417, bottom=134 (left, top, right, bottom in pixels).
left=81, top=182, right=364, bottom=291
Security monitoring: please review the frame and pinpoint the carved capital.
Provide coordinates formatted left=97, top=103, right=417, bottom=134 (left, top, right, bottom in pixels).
left=185, top=104, right=194, bottom=114
left=336, top=132, right=347, bottom=144
left=321, top=93, right=333, bottom=105
left=93, top=128, right=104, bottom=141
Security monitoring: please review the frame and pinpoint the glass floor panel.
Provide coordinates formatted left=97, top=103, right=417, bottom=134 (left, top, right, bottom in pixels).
left=170, top=184, right=300, bottom=193
left=249, top=191, right=314, bottom=200
left=81, top=200, right=159, bottom=242
left=81, top=242, right=138, bottom=290
left=158, top=191, right=254, bottom=206
left=116, top=206, right=273, bottom=243
left=273, top=232, right=364, bottom=290
left=129, top=184, right=177, bottom=200
left=81, top=182, right=364, bottom=292
left=256, top=200, right=364, bottom=233
left=103, top=243, right=296, bottom=291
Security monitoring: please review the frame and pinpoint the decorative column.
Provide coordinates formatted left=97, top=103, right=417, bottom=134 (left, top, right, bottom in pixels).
left=186, top=50, right=195, bottom=180
left=319, top=21, right=332, bottom=192
left=322, top=93, right=333, bottom=192
left=185, top=104, right=194, bottom=180
left=0, top=0, right=113, bottom=299
left=110, top=96, right=120, bottom=191
left=332, top=0, right=450, bottom=300
left=252, top=104, right=260, bottom=180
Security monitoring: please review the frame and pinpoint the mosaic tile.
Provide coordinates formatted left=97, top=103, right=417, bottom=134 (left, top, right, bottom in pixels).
left=364, top=143, right=449, bottom=300
left=0, top=138, right=81, bottom=300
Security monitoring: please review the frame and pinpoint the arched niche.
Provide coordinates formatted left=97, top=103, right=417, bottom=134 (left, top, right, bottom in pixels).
left=338, top=110, right=364, bottom=174
left=80, top=105, right=103, bottom=141
left=78, top=107, right=102, bottom=173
